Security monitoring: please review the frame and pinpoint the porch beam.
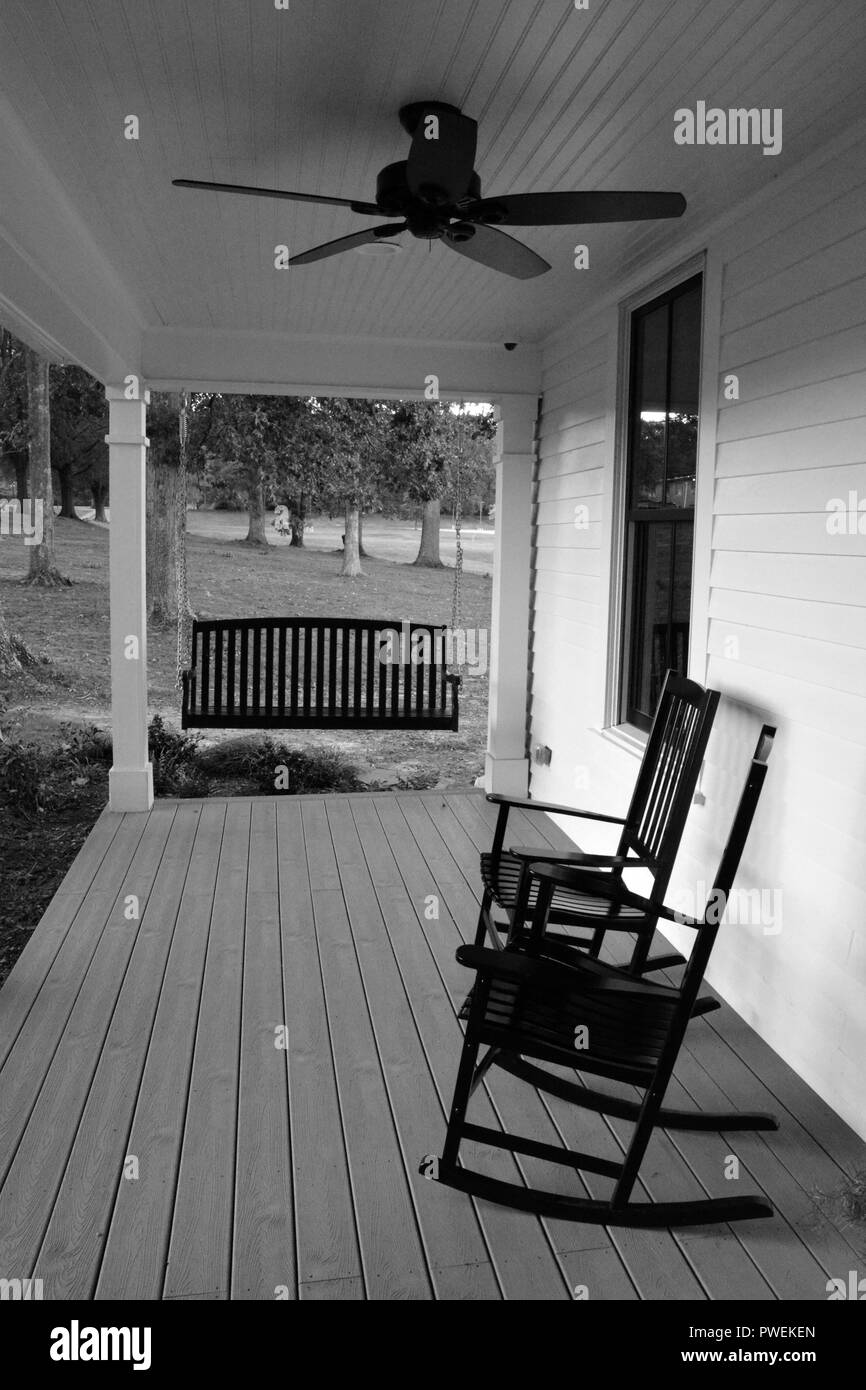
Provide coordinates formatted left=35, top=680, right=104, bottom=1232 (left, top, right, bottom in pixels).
left=143, top=328, right=541, bottom=400
left=485, top=393, right=537, bottom=797
left=106, top=386, right=153, bottom=812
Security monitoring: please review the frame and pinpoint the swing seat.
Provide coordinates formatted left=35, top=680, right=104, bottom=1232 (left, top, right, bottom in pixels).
left=180, top=617, right=460, bottom=730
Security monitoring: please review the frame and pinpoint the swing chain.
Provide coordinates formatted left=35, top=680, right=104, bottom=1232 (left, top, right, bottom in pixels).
left=450, top=407, right=465, bottom=674
left=175, top=391, right=192, bottom=690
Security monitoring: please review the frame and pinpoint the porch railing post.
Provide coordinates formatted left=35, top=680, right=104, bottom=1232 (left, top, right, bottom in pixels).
left=105, top=385, right=153, bottom=812
left=485, top=393, right=536, bottom=797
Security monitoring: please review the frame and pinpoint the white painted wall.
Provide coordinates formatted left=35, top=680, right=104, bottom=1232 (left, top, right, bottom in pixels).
left=529, top=127, right=866, bottom=1140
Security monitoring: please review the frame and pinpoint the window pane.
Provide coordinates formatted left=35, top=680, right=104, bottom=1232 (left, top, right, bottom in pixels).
left=631, top=303, right=668, bottom=508
left=627, top=521, right=693, bottom=725
left=665, top=282, right=701, bottom=506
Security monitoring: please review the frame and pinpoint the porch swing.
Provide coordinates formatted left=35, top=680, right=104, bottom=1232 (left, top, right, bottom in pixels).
left=176, top=394, right=463, bottom=732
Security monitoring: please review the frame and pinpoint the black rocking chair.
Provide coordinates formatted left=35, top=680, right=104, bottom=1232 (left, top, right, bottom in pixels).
left=477, top=671, right=720, bottom=976
left=423, top=726, right=777, bottom=1228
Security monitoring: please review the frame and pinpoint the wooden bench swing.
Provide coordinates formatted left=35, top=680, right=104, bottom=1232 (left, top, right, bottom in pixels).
left=172, top=393, right=464, bottom=733
left=181, top=616, right=460, bottom=730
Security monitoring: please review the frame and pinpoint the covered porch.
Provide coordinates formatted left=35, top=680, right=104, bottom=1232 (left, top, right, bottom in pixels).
left=0, top=788, right=863, bottom=1301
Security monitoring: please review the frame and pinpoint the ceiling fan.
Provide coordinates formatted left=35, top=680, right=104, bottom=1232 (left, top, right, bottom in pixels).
left=174, top=101, right=686, bottom=279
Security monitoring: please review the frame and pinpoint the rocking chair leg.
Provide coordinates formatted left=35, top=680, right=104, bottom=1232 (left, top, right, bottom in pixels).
left=474, top=889, right=493, bottom=947
left=441, top=979, right=488, bottom=1170
left=626, top=927, right=654, bottom=974
left=469, top=1046, right=501, bottom=1098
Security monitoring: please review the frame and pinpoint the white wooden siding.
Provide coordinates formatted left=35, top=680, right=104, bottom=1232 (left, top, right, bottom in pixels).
left=530, top=129, right=866, bottom=1138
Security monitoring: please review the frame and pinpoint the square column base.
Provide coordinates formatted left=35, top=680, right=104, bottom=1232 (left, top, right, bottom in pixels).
left=484, top=754, right=529, bottom=798
left=109, top=763, right=154, bottom=813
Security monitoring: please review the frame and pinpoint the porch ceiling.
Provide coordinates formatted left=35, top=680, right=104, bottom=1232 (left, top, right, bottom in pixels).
left=1, top=0, right=865, bottom=385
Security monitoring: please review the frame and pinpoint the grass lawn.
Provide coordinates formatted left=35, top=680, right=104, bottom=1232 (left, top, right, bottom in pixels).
left=0, top=511, right=492, bottom=985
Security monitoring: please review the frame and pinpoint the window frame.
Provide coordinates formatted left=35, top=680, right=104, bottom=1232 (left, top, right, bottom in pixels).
left=603, top=253, right=709, bottom=737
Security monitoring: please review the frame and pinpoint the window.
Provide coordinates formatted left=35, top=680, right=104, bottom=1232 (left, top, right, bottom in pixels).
left=620, top=274, right=702, bottom=730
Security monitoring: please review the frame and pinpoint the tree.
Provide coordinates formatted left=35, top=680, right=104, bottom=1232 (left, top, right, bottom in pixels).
left=268, top=396, right=321, bottom=548
left=23, top=346, right=69, bottom=586
left=311, top=399, right=390, bottom=577
left=385, top=402, right=496, bottom=567
left=0, top=601, right=25, bottom=681
left=206, top=395, right=276, bottom=548
left=145, top=392, right=211, bottom=625
left=49, top=366, right=107, bottom=520
left=0, top=329, right=28, bottom=505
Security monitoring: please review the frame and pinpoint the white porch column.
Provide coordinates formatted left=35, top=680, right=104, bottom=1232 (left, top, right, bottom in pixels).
left=105, top=385, right=153, bottom=811
left=484, top=393, right=537, bottom=796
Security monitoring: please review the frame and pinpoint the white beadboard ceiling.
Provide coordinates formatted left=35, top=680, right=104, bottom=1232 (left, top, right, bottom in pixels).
left=1, top=0, right=865, bottom=350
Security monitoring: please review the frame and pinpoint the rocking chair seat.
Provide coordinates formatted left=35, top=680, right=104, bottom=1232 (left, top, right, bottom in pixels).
left=480, top=849, right=651, bottom=929
left=459, top=943, right=678, bottom=1086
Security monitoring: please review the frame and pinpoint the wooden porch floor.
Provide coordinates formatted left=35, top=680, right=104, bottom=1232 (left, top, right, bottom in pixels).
left=1, top=789, right=864, bottom=1300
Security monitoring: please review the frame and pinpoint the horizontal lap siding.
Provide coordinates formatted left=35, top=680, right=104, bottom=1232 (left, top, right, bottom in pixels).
left=530, top=131, right=866, bottom=1136
left=703, top=144, right=866, bottom=1132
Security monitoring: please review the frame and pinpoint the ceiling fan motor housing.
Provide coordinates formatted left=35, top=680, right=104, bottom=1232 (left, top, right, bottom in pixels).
left=375, top=161, right=482, bottom=221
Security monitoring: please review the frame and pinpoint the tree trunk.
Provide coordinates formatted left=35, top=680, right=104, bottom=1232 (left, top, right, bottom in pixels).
left=289, top=492, right=306, bottom=547
left=57, top=466, right=79, bottom=519
left=357, top=509, right=369, bottom=559
left=147, top=454, right=179, bottom=625
left=91, top=480, right=108, bottom=522
left=0, top=604, right=25, bottom=680
left=23, top=347, right=69, bottom=587
left=244, top=468, right=268, bottom=546
left=414, top=496, right=443, bottom=567
left=340, top=502, right=363, bottom=577
left=13, top=452, right=27, bottom=505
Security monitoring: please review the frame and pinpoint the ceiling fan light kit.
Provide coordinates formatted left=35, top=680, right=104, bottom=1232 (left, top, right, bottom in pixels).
left=173, top=101, right=686, bottom=279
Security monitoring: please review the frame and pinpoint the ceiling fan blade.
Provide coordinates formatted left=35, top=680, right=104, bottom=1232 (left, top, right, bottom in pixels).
left=172, top=178, right=380, bottom=216
left=462, top=191, right=687, bottom=225
left=443, top=224, right=549, bottom=279
left=289, top=223, right=407, bottom=266
left=407, top=109, right=478, bottom=205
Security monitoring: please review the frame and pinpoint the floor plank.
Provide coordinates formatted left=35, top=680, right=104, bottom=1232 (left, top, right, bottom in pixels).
left=326, top=798, right=500, bottom=1300
left=231, top=801, right=296, bottom=1300
left=95, top=803, right=226, bottom=1298
left=302, top=800, right=432, bottom=1300
left=0, top=807, right=179, bottom=1284
left=276, top=800, right=363, bottom=1292
left=363, top=798, right=571, bottom=1297
left=163, top=802, right=250, bottom=1300
left=0, top=808, right=123, bottom=1069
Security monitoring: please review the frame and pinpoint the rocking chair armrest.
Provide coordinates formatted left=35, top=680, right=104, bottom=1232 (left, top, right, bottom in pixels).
left=508, top=846, right=653, bottom=871
left=455, top=943, right=678, bottom=1002
left=526, top=862, right=701, bottom=928
left=486, top=793, right=626, bottom=826
left=455, top=943, right=584, bottom=992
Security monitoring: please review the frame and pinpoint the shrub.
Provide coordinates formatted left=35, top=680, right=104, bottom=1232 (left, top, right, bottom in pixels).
left=148, top=714, right=209, bottom=798
left=196, top=736, right=362, bottom=794
left=0, top=740, right=95, bottom=814
left=62, top=723, right=113, bottom=766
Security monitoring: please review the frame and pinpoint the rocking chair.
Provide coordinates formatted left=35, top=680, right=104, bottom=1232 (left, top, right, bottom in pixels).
left=478, top=671, right=720, bottom=976
left=423, top=726, right=777, bottom=1228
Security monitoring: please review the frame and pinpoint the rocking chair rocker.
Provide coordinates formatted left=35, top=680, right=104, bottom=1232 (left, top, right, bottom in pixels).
left=423, top=726, right=777, bottom=1228
left=477, top=671, right=720, bottom=977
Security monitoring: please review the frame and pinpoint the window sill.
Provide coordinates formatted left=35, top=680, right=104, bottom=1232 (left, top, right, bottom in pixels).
left=595, top=723, right=647, bottom=760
